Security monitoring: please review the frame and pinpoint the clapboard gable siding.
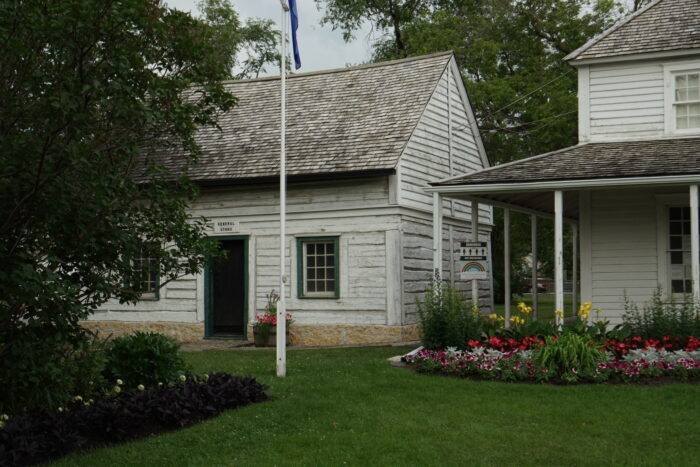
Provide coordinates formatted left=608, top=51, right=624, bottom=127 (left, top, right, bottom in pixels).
left=398, top=61, right=487, bottom=216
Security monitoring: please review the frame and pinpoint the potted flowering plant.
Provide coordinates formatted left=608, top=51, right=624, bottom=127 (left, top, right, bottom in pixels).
left=253, top=290, right=293, bottom=347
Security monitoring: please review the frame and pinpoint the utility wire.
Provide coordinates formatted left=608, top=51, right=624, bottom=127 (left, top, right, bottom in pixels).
left=479, top=69, right=575, bottom=121
left=454, top=69, right=575, bottom=132
left=483, top=109, right=577, bottom=133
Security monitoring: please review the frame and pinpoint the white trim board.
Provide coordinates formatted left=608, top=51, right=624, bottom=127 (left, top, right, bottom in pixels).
left=426, top=175, right=700, bottom=194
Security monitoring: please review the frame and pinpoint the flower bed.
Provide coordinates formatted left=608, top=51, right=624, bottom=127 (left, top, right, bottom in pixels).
left=0, top=372, right=268, bottom=466
left=405, top=346, right=700, bottom=384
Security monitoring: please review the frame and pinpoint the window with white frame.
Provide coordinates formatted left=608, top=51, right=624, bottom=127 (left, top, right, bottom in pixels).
left=297, top=237, right=339, bottom=298
left=673, top=71, right=700, bottom=130
left=668, top=206, right=693, bottom=295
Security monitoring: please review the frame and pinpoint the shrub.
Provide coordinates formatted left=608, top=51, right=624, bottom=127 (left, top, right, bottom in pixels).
left=0, top=373, right=269, bottom=466
left=623, top=289, right=700, bottom=339
left=417, top=281, right=482, bottom=350
left=533, top=333, right=606, bottom=381
left=0, top=328, right=106, bottom=415
left=102, top=332, right=189, bottom=391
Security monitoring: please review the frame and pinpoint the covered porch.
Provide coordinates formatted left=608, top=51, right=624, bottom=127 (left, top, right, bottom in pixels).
left=427, top=138, right=700, bottom=326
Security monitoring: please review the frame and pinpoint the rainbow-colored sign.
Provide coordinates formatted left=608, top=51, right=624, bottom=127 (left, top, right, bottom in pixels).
left=458, top=242, right=489, bottom=280
left=461, top=261, right=486, bottom=273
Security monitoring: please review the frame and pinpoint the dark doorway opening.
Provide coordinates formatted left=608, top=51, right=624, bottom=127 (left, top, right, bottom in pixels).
left=209, top=238, right=246, bottom=337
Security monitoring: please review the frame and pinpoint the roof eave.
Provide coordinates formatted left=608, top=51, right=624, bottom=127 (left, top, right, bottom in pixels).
left=426, top=174, right=700, bottom=194
left=194, top=168, right=396, bottom=188
left=564, top=0, right=664, bottom=62
left=569, top=48, right=700, bottom=66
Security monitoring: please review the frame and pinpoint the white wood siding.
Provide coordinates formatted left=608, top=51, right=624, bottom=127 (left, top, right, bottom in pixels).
left=584, top=57, right=700, bottom=142
left=401, top=213, right=491, bottom=324
left=95, top=178, right=394, bottom=326
left=398, top=63, right=490, bottom=221
left=588, top=189, right=659, bottom=322
left=588, top=61, right=665, bottom=140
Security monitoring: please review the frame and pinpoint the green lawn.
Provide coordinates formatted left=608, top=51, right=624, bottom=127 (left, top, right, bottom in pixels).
left=57, top=346, right=700, bottom=466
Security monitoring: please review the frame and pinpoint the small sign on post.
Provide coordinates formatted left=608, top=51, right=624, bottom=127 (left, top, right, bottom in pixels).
left=458, top=241, right=489, bottom=280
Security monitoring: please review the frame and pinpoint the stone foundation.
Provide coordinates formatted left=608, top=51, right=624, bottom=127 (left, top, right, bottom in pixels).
left=81, top=320, right=420, bottom=347
left=247, top=323, right=420, bottom=347
left=81, top=321, right=205, bottom=343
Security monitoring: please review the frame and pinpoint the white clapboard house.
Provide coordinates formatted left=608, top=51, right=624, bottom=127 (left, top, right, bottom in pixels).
left=85, top=52, right=492, bottom=345
left=428, top=0, right=700, bottom=324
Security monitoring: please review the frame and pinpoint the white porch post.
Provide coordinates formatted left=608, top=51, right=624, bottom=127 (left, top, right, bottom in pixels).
left=504, top=207, right=511, bottom=328
left=554, top=191, right=564, bottom=327
left=531, top=214, right=538, bottom=320
left=433, top=192, right=443, bottom=280
left=471, top=201, right=479, bottom=308
left=572, top=224, right=578, bottom=312
left=690, top=185, right=700, bottom=300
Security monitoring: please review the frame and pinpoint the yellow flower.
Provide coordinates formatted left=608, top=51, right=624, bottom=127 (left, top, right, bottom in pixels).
left=203, top=373, right=210, bottom=381
left=137, top=384, right=145, bottom=391
left=0, top=415, right=8, bottom=421
left=509, top=316, right=525, bottom=326
left=555, top=309, right=564, bottom=318
left=113, top=385, right=121, bottom=394
left=73, top=395, right=82, bottom=402
left=517, top=302, right=532, bottom=314
left=116, top=379, right=123, bottom=386
left=471, top=305, right=479, bottom=313
left=489, top=313, right=498, bottom=320
left=179, top=375, right=187, bottom=382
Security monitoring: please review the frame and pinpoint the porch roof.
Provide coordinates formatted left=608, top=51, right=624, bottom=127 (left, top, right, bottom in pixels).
left=428, top=137, right=700, bottom=220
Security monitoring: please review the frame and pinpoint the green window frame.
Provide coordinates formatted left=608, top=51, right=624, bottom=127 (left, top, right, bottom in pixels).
left=296, top=236, right=340, bottom=299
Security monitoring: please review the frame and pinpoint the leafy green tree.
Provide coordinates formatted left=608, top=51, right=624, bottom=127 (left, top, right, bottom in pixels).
left=0, top=0, right=251, bottom=412
left=197, top=0, right=281, bottom=79
left=318, top=0, right=432, bottom=58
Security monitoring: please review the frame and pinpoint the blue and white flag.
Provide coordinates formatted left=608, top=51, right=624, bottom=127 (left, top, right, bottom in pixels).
left=289, top=0, right=301, bottom=69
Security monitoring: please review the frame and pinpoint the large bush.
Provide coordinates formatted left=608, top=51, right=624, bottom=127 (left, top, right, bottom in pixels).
left=623, top=289, right=700, bottom=339
left=103, top=332, right=189, bottom=391
left=0, top=330, right=106, bottom=414
left=417, top=282, right=482, bottom=350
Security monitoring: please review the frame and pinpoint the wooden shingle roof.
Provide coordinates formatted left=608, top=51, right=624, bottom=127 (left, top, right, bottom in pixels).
left=566, top=0, right=700, bottom=62
left=149, top=52, right=453, bottom=184
left=432, top=137, right=700, bottom=186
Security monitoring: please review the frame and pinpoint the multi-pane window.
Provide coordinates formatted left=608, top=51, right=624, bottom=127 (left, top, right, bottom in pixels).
left=297, top=237, right=339, bottom=298
left=668, top=207, right=693, bottom=294
left=133, top=247, right=159, bottom=299
left=674, top=72, right=700, bottom=130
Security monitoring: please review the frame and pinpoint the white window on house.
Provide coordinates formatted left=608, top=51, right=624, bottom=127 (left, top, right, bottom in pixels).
left=673, top=72, right=700, bottom=130
left=297, top=237, right=339, bottom=299
left=668, top=207, right=693, bottom=295
left=133, top=248, right=159, bottom=300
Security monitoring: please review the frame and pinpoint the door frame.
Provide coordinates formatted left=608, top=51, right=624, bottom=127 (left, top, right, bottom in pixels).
left=204, top=235, right=249, bottom=339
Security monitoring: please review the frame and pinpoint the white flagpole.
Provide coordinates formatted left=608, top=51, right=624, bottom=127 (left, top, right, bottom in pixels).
left=277, top=0, right=289, bottom=378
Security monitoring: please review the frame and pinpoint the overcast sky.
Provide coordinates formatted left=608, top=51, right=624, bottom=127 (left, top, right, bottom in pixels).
left=164, top=0, right=374, bottom=74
